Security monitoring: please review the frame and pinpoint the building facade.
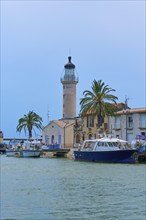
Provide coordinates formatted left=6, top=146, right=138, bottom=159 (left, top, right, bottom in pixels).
left=73, top=113, right=109, bottom=147
left=42, top=120, right=74, bottom=148
left=108, top=108, right=146, bottom=143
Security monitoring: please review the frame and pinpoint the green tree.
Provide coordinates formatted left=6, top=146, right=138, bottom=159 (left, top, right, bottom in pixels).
left=80, top=79, right=118, bottom=128
left=16, top=111, right=43, bottom=138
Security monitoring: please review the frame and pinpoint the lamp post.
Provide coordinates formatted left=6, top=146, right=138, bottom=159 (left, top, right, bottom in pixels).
left=124, top=96, right=129, bottom=142
left=125, top=110, right=128, bottom=141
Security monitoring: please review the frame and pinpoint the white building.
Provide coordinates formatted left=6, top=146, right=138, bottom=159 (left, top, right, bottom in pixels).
left=42, top=120, right=74, bottom=148
left=108, top=108, right=146, bottom=143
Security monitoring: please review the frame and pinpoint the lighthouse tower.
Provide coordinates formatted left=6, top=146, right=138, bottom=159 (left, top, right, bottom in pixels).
left=61, top=56, right=79, bottom=119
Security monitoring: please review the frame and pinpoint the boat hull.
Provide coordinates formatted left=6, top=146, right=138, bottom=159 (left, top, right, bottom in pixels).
left=22, top=150, right=41, bottom=157
left=0, top=143, right=6, bottom=154
left=6, top=149, right=22, bottom=157
left=74, top=149, right=137, bottom=163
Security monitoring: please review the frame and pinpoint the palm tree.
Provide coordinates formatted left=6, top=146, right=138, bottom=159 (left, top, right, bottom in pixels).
left=80, top=79, right=118, bottom=129
left=16, top=111, right=43, bottom=138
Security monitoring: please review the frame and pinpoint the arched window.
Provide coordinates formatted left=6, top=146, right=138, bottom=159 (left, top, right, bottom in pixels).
left=89, top=134, right=92, bottom=140
left=83, top=134, right=85, bottom=141
left=51, top=135, right=54, bottom=144
left=76, top=134, right=80, bottom=143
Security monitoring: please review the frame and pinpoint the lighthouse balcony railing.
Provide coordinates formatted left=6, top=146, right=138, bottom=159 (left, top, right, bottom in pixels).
left=60, top=76, right=79, bottom=83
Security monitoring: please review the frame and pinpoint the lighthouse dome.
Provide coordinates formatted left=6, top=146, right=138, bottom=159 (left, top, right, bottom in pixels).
left=64, top=56, right=75, bottom=69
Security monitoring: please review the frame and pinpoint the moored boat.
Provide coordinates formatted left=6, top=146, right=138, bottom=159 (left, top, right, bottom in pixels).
left=0, top=130, right=6, bottom=154
left=6, top=140, right=23, bottom=157
left=6, top=149, right=22, bottom=157
left=22, top=149, right=41, bottom=157
left=74, top=137, right=138, bottom=163
left=6, top=139, right=42, bottom=158
left=6, top=148, right=41, bottom=158
left=21, top=140, right=42, bottom=157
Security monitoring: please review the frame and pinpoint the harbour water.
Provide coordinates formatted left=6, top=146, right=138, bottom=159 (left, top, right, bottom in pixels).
left=0, top=155, right=145, bottom=220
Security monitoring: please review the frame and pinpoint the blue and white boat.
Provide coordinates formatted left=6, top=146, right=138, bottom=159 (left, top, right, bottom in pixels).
left=6, top=148, right=41, bottom=157
left=21, top=140, right=42, bottom=157
left=6, top=140, right=42, bottom=158
left=74, top=137, right=138, bottom=163
left=6, top=140, right=22, bottom=157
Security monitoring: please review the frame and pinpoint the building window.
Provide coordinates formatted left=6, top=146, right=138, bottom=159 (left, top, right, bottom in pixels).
left=88, top=134, right=92, bottom=139
left=127, top=116, right=133, bottom=128
left=139, top=114, right=146, bottom=128
left=104, top=123, right=108, bottom=131
left=51, top=135, right=54, bottom=144
left=45, top=135, right=49, bottom=145
left=82, top=134, right=85, bottom=141
left=114, top=116, right=120, bottom=129
left=87, top=115, right=94, bottom=127
left=76, top=134, right=80, bottom=143
left=58, top=135, right=61, bottom=144
left=141, top=132, right=146, bottom=137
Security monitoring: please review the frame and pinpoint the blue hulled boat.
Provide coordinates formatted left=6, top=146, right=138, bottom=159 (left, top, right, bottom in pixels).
left=74, top=137, right=138, bottom=163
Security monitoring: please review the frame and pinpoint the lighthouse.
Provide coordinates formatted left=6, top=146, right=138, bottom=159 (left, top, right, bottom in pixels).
left=61, top=56, right=79, bottom=119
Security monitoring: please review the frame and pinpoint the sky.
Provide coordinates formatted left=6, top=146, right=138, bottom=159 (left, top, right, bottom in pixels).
left=0, top=0, right=145, bottom=138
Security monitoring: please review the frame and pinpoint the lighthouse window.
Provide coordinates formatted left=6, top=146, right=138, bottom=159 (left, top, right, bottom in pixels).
left=66, top=85, right=72, bottom=89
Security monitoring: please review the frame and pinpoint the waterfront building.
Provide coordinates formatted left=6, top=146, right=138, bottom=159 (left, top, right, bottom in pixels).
left=77, top=103, right=126, bottom=141
left=108, top=107, right=146, bottom=143
left=80, top=113, right=108, bottom=140
left=42, top=120, right=74, bottom=148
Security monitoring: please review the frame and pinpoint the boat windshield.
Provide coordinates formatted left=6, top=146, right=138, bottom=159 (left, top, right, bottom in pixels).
left=83, top=141, right=96, bottom=150
left=97, top=141, right=118, bottom=147
left=113, top=142, right=119, bottom=147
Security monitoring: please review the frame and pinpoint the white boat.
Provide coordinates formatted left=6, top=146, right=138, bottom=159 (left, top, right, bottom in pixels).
left=6, top=149, right=22, bottom=157
left=21, top=140, right=42, bottom=157
left=22, top=149, right=41, bottom=157
left=74, top=137, right=138, bottom=163
left=6, top=139, right=42, bottom=158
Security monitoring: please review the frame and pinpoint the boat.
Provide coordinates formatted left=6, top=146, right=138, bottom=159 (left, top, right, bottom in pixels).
left=6, top=140, right=42, bottom=158
left=74, top=137, right=138, bottom=163
left=6, top=140, right=23, bottom=157
left=6, top=148, right=22, bottom=157
left=21, top=140, right=42, bottom=157
left=6, top=148, right=41, bottom=158
left=0, top=143, right=6, bottom=154
left=21, top=149, right=41, bottom=157
left=0, top=130, right=6, bottom=154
